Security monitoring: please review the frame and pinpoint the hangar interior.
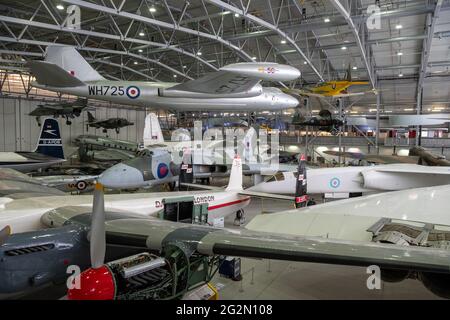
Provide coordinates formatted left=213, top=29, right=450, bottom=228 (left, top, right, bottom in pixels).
left=0, top=0, right=450, bottom=301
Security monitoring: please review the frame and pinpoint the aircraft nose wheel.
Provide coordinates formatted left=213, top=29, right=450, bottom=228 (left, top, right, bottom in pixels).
left=234, top=209, right=246, bottom=226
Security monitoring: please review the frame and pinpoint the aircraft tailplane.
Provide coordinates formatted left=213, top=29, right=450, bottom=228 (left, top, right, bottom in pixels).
left=87, top=111, right=96, bottom=123
left=45, top=45, right=104, bottom=83
left=34, top=118, right=65, bottom=159
left=143, top=113, right=165, bottom=146
left=225, top=155, right=243, bottom=191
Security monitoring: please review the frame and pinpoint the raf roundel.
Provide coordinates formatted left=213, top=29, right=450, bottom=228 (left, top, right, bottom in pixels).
left=157, top=163, right=169, bottom=179
left=126, top=86, right=140, bottom=99
left=329, top=177, right=341, bottom=189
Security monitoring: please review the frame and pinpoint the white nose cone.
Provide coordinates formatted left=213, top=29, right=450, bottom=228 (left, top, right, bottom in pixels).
left=221, top=63, right=301, bottom=82
left=98, top=163, right=144, bottom=189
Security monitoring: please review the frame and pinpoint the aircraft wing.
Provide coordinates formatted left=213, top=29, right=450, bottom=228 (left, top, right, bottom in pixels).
left=167, top=63, right=300, bottom=95
left=372, top=165, right=450, bottom=175
left=323, top=150, right=419, bottom=164
left=0, top=168, right=65, bottom=196
left=97, top=217, right=450, bottom=274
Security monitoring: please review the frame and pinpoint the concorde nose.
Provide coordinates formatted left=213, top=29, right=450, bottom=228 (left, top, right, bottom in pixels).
left=98, top=163, right=144, bottom=189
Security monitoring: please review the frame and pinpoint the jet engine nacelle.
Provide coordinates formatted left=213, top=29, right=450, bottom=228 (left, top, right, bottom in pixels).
left=158, top=84, right=263, bottom=99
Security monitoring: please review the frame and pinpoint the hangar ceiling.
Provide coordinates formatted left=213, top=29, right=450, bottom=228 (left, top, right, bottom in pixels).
left=0, top=0, right=449, bottom=114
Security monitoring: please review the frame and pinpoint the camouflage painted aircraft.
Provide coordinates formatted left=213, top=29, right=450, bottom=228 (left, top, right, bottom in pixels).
left=27, top=46, right=300, bottom=111
left=28, top=98, right=88, bottom=126
left=86, top=111, right=134, bottom=134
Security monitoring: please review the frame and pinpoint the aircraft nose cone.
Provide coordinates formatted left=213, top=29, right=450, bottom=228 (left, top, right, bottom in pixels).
left=98, top=163, right=144, bottom=189
left=286, top=94, right=299, bottom=108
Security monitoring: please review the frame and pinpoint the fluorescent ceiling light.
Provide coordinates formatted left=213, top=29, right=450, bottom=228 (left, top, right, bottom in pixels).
left=352, top=66, right=357, bottom=70
left=404, top=108, right=413, bottom=111
left=139, top=32, right=145, bottom=36
left=281, top=40, right=287, bottom=44
left=138, top=49, right=143, bottom=53
left=398, top=73, right=404, bottom=77
left=395, top=24, right=403, bottom=29
left=149, top=7, right=156, bottom=13
left=56, top=4, right=64, bottom=10
left=197, top=51, right=202, bottom=56
left=324, top=18, right=330, bottom=23
left=341, top=46, right=347, bottom=50
left=234, top=13, right=240, bottom=17
left=252, top=56, right=257, bottom=60
left=397, top=52, right=403, bottom=56
left=133, top=61, right=138, bottom=65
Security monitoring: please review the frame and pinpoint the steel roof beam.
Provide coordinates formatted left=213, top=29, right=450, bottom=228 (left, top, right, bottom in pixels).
left=205, top=0, right=324, bottom=81
left=330, top=0, right=376, bottom=90
left=0, top=36, right=186, bottom=80
left=0, top=15, right=218, bottom=72
left=62, top=0, right=254, bottom=62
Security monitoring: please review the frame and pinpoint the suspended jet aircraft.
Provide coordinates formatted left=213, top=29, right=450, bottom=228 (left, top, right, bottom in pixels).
left=27, top=46, right=300, bottom=111
left=86, top=111, right=134, bottom=134
left=28, top=98, right=88, bottom=126
left=0, top=118, right=65, bottom=173
left=292, top=109, right=344, bottom=135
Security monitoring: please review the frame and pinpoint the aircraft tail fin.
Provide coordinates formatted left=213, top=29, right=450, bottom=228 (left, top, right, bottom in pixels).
left=44, top=45, right=104, bottom=82
left=294, top=154, right=308, bottom=208
left=34, top=118, right=65, bottom=159
left=143, top=113, right=165, bottom=146
left=226, top=155, right=243, bottom=191
left=87, top=111, right=96, bottom=123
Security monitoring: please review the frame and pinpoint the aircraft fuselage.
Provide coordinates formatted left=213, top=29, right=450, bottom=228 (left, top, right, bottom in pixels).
left=33, top=80, right=298, bottom=111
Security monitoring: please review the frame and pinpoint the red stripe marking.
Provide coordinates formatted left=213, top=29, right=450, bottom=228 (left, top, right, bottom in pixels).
left=208, top=197, right=250, bottom=211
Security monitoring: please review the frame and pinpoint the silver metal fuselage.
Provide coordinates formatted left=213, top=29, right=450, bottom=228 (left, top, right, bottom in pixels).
left=34, top=81, right=299, bottom=111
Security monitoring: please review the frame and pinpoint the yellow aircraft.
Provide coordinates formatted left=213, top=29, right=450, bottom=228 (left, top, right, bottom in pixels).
left=284, top=65, right=375, bottom=99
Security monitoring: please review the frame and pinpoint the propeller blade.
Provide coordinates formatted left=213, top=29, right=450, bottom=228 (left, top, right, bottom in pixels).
left=90, top=182, right=106, bottom=268
left=0, top=225, right=11, bottom=245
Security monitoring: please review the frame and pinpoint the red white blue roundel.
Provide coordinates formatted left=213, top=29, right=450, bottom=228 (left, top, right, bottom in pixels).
left=157, top=163, right=169, bottom=179
left=126, top=86, right=140, bottom=99
left=329, top=177, right=340, bottom=188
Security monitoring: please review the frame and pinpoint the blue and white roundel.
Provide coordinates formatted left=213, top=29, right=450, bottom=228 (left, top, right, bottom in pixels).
left=329, top=177, right=340, bottom=189
left=126, top=86, right=140, bottom=99
left=157, top=163, right=169, bottom=179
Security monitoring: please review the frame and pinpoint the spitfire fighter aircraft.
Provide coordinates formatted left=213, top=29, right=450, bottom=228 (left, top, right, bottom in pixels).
left=28, top=98, right=88, bottom=126
left=86, top=112, right=134, bottom=134
left=2, top=157, right=450, bottom=299
left=27, top=46, right=300, bottom=111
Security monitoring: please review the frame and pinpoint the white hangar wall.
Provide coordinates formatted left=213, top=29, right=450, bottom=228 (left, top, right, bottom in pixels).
left=0, top=96, right=147, bottom=152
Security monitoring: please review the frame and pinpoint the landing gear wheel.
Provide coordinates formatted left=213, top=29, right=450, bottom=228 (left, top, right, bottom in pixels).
left=168, top=182, right=176, bottom=191
left=234, top=209, right=246, bottom=226
left=103, top=129, right=107, bottom=133
left=66, top=120, right=72, bottom=125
